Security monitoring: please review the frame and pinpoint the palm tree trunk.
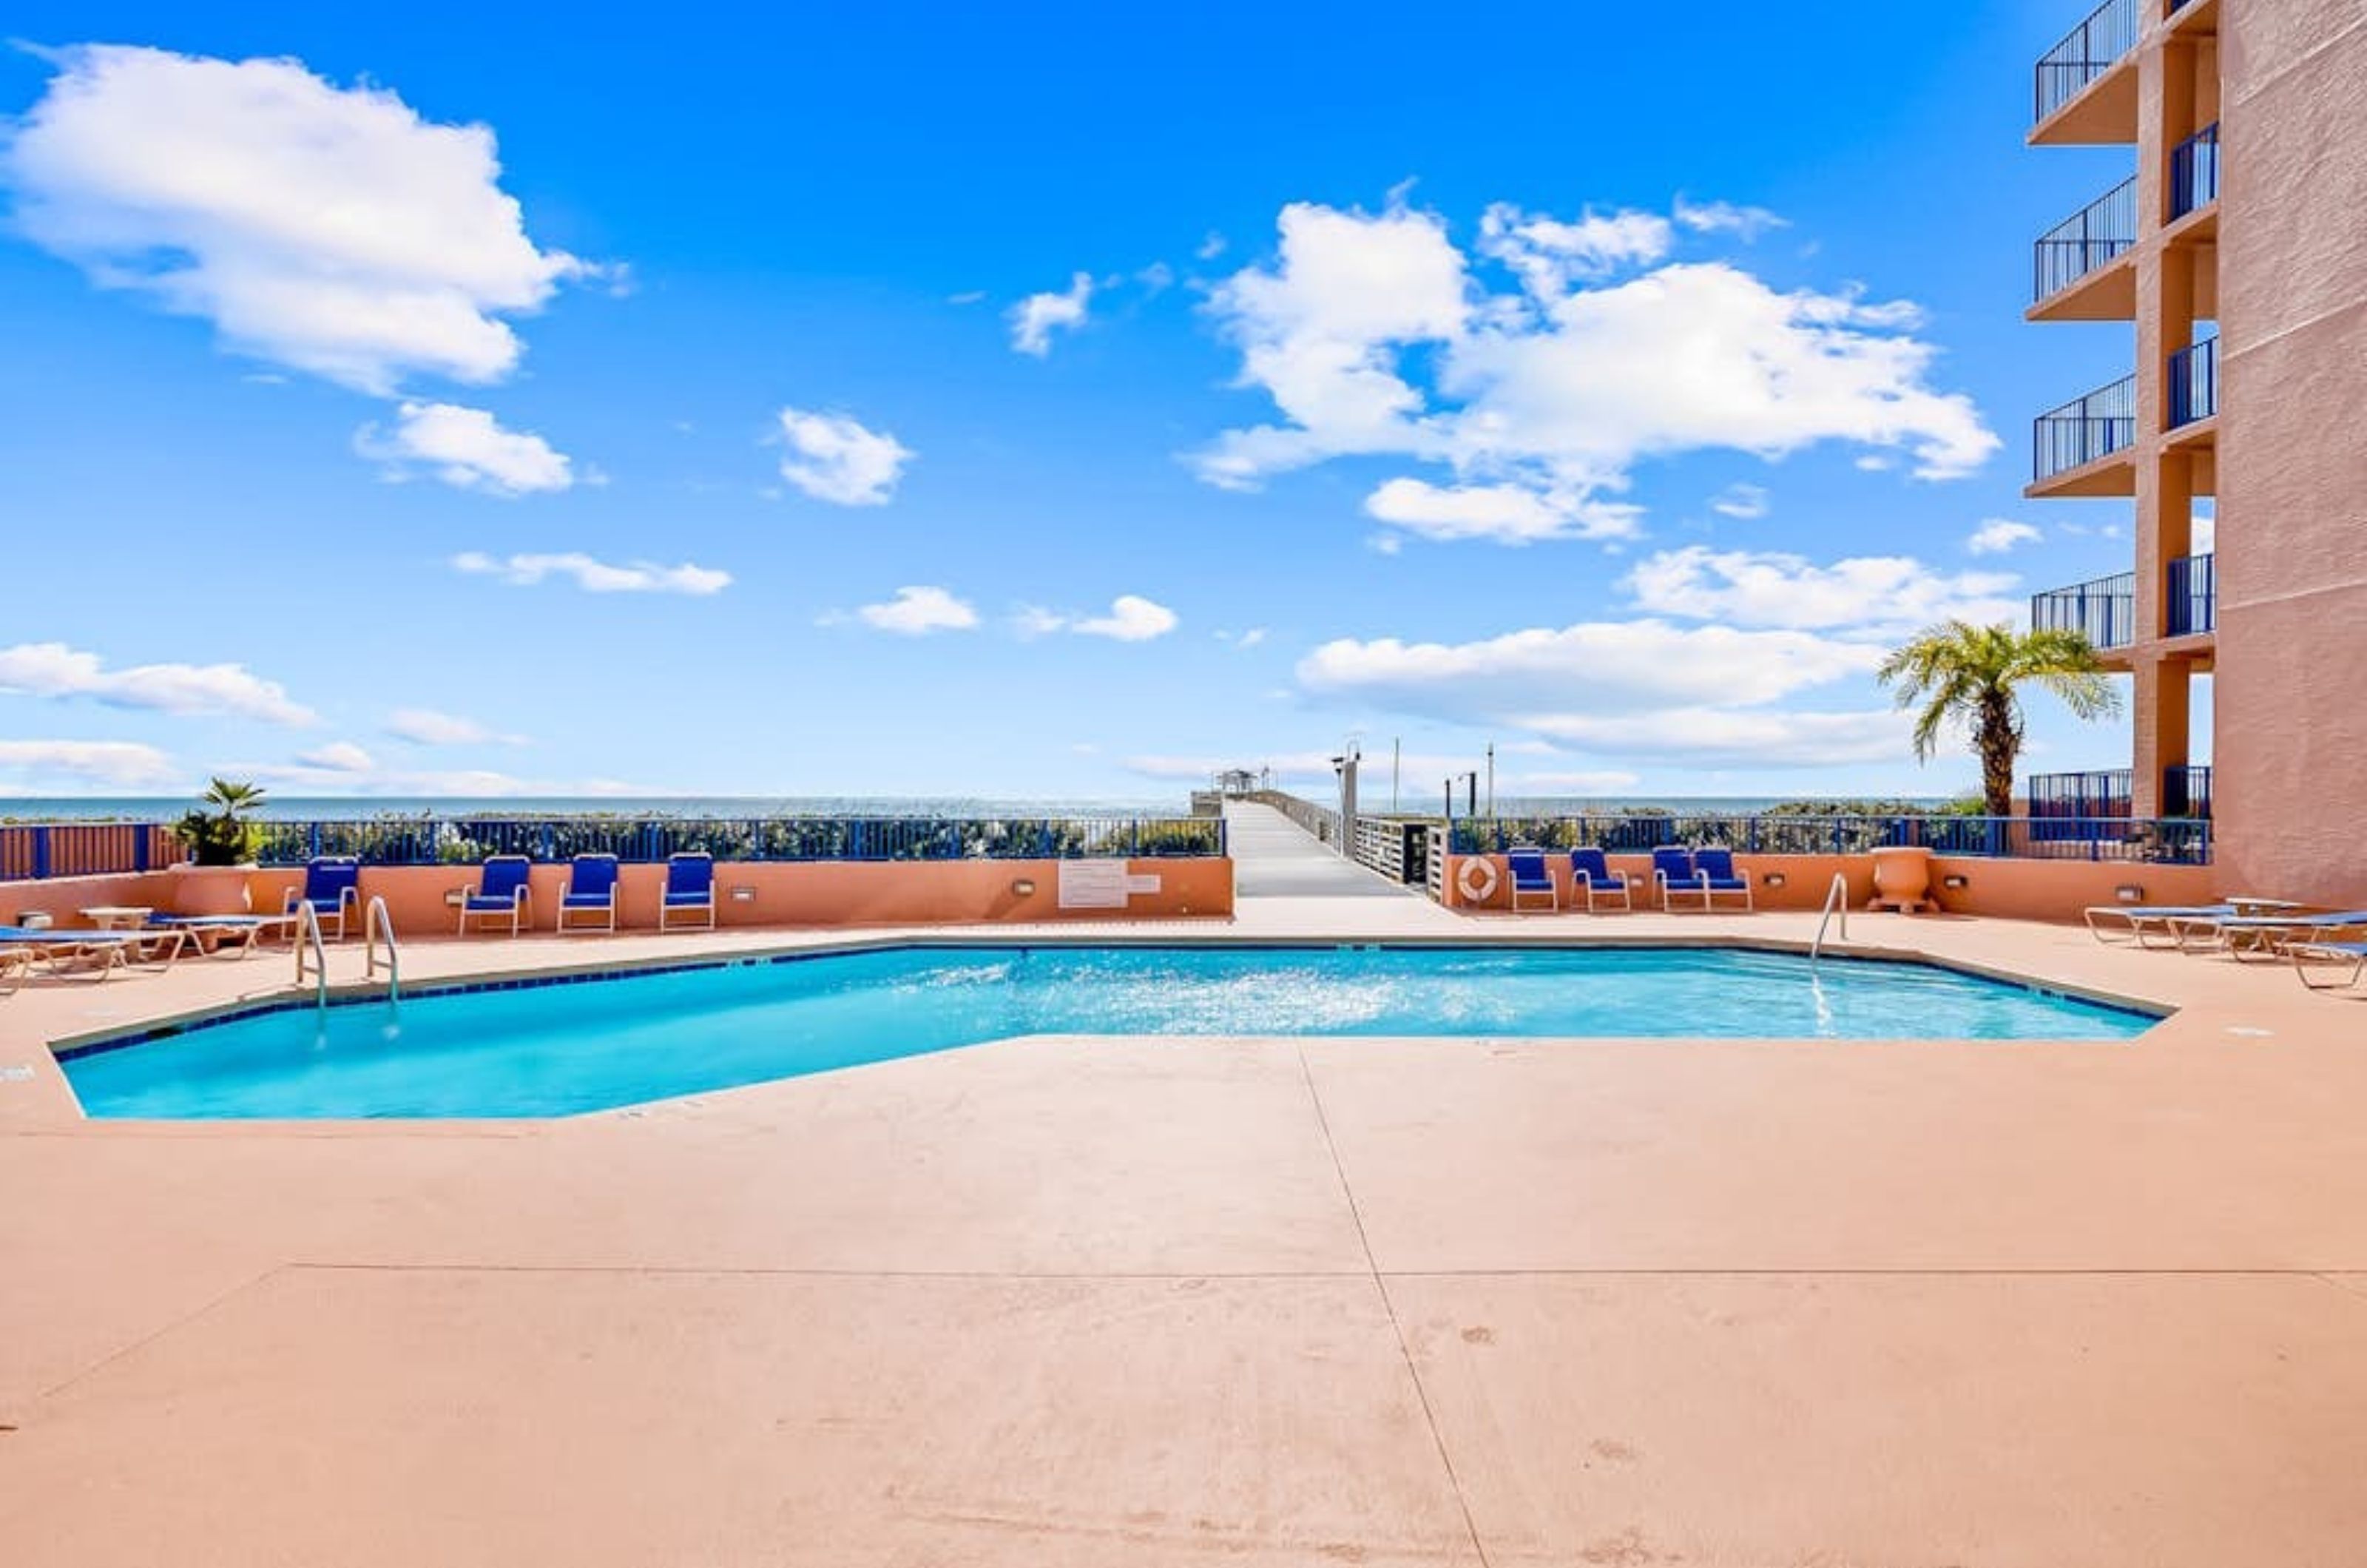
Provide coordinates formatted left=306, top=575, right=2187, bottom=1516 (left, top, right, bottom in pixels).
left=1979, top=693, right=2018, bottom=817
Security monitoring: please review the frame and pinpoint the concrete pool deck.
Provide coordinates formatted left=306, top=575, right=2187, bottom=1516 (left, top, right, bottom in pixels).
left=5, top=809, right=2367, bottom=1564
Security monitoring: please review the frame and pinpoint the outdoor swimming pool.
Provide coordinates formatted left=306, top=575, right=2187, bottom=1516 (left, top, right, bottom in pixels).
left=59, top=944, right=2152, bottom=1119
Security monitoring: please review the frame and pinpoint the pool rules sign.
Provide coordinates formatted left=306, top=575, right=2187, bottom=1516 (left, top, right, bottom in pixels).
left=1058, top=861, right=1160, bottom=909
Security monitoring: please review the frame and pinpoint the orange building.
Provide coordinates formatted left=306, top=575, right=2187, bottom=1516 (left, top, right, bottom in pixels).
left=2022, top=0, right=2367, bottom=904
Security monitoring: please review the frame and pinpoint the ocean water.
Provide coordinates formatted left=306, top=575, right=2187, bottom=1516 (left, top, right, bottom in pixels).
left=61, top=944, right=2150, bottom=1120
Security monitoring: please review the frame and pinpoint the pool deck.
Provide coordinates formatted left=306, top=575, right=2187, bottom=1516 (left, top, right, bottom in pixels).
left=4, top=805, right=2367, bottom=1565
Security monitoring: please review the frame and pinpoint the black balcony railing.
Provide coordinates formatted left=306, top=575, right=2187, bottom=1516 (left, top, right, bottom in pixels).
left=2167, top=552, right=2216, bottom=635
left=2036, top=0, right=2140, bottom=122
left=2031, top=571, right=2137, bottom=649
left=2034, top=375, right=2137, bottom=480
left=2028, top=768, right=2133, bottom=822
left=2034, top=177, right=2138, bottom=303
left=2162, top=764, right=2213, bottom=819
left=2170, top=123, right=2221, bottom=219
left=2170, top=336, right=2219, bottom=426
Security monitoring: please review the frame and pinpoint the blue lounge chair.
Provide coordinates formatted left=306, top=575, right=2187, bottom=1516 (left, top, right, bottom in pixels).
left=2082, top=902, right=2239, bottom=947
left=457, top=855, right=533, bottom=936
left=281, top=856, right=362, bottom=939
left=1652, top=846, right=1702, bottom=910
left=557, top=854, right=621, bottom=934
left=1505, top=848, right=1559, bottom=913
left=658, top=852, right=716, bottom=930
left=2170, top=908, right=2367, bottom=961
left=1692, top=847, right=1755, bottom=911
left=0, top=925, right=182, bottom=982
left=1568, top=848, right=1632, bottom=912
left=149, top=911, right=300, bottom=959
left=2292, top=939, right=2367, bottom=993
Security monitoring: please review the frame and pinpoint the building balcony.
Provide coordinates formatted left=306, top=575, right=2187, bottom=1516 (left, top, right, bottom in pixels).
left=2168, top=336, right=2219, bottom=428
left=2027, top=768, right=2133, bottom=820
left=2167, top=551, right=2216, bottom=637
left=2030, top=176, right=2137, bottom=320
left=2170, top=123, right=2221, bottom=222
left=2030, top=375, right=2137, bottom=494
left=2032, top=570, right=2136, bottom=650
left=2033, top=0, right=2140, bottom=143
left=2163, top=763, right=2213, bottom=818
left=2028, top=765, right=2213, bottom=822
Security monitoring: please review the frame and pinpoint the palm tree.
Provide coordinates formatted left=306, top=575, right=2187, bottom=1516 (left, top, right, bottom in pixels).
left=1877, top=622, right=2121, bottom=817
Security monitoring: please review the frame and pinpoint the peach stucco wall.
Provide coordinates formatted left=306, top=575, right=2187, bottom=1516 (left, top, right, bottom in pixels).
left=6, top=860, right=1235, bottom=933
left=250, top=859, right=1236, bottom=934
left=2213, top=3, right=2367, bottom=906
left=1439, top=853, right=2218, bottom=923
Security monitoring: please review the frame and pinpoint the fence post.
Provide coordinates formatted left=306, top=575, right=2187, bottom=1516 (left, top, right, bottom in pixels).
left=133, top=825, right=150, bottom=873
left=31, top=826, right=50, bottom=881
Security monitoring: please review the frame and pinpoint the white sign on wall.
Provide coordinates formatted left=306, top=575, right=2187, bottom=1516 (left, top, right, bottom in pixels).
left=1058, top=860, right=1131, bottom=909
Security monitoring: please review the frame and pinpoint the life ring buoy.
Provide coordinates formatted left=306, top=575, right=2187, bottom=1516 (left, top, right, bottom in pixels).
left=1456, top=856, right=1500, bottom=904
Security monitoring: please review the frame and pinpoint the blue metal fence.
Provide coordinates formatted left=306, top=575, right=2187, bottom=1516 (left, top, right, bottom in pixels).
left=2169, top=336, right=2219, bottom=426
left=2034, top=375, right=2137, bottom=481
left=2036, top=0, right=2138, bottom=122
left=238, top=815, right=1225, bottom=867
left=2167, top=552, right=2215, bottom=636
left=2034, top=177, right=2137, bottom=303
left=2162, top=765, right=2213, bottom=820
left=2031, top=571, right=2137, bottom=649
left=2170, top=123, right=2220, bottom=219
left=1446, top=812, right=2208, bottom=865
left=0, top=822, right=180, bottom=882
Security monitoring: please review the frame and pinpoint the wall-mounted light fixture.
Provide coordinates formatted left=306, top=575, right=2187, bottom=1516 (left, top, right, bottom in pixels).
left=1762, top=871, right=1787, bottom=888
left=1011, top=878, right=1038, bottom=896
left=730, top=885, right=757, bottom=902
left=1942, top=873, right=1971, bottom=891
left=2114, top=883, right=2144, bottom=903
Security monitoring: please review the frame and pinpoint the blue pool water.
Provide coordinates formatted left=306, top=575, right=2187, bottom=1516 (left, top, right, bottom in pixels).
left=61, top=945, right=2151, bottom=1120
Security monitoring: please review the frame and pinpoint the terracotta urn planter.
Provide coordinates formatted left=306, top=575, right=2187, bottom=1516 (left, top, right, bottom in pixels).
left=1868, top=845, right=1937, bottom=914
left=169, top=863, right=255, bottom=916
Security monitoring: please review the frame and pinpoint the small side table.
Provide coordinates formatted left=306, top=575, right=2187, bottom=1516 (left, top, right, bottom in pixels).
left=78, top=905, right=155, bottom=931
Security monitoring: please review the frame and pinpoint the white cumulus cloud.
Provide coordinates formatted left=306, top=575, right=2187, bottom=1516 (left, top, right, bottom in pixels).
left=854, top=585, right=978, bottom=635
left=1364, top=477, right=1640, bottom=545
left=1710, top=483, right=1770, bottom=520
left=450, top=552, right=730, bottom=595
left=1073, top=595, right=1179, bottom=641
left=1297, top=620, right=1880, bottom=719
left=1008, top=271, right=1094, bottom=356
left=1192, top=196, right=1996, bottom=538
left=0, top=641, right=314, bottom=723
left=1967, top=518, right=2043, bottom=555
left=384, top=708, right=524, bottom=746
left=0, top=739, right=178, bottom=788
left=357, top=402, right=574, bottom=495
left=775, top=408, right=914, bottom=506
left=1622, top=547, right=2022, bottom=635
left=297, top=740, right=375, bottom=772
left=1521, top=708, right=1911, bottom=768
left=1, top=44, right=591, bottom=393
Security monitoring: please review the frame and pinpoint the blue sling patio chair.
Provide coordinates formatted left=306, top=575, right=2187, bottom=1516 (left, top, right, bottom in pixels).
left=1568, top=847, right=1632, bottom=913
left=1505, top=848, right=1559, bottom=913
left=556, top=854, right=621, bottom=934
left=1692, top=847, right=1755, bottom=912
left=1652, top=846, right=1704, bottom=910
left=280, top=856, right=362, bottom=940
left=658, top=852, right=717, bottom=931
left=457, top=855, right=533, bottom=937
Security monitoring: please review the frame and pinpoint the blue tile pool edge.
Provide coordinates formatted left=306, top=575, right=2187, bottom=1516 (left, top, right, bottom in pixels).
left=47, top=937, right=2169, bottom=1066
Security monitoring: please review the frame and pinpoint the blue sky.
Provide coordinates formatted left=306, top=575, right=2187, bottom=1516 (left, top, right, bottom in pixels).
left=0, top=1, right=2188, bottom=803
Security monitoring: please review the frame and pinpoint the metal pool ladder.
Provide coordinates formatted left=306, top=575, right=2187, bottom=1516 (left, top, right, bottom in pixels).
left=1810, top=872, right=1850, bottom=964
left=364, top=895, right=400, bottom=1006
left=293, top=899, right=331, bottom=1012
